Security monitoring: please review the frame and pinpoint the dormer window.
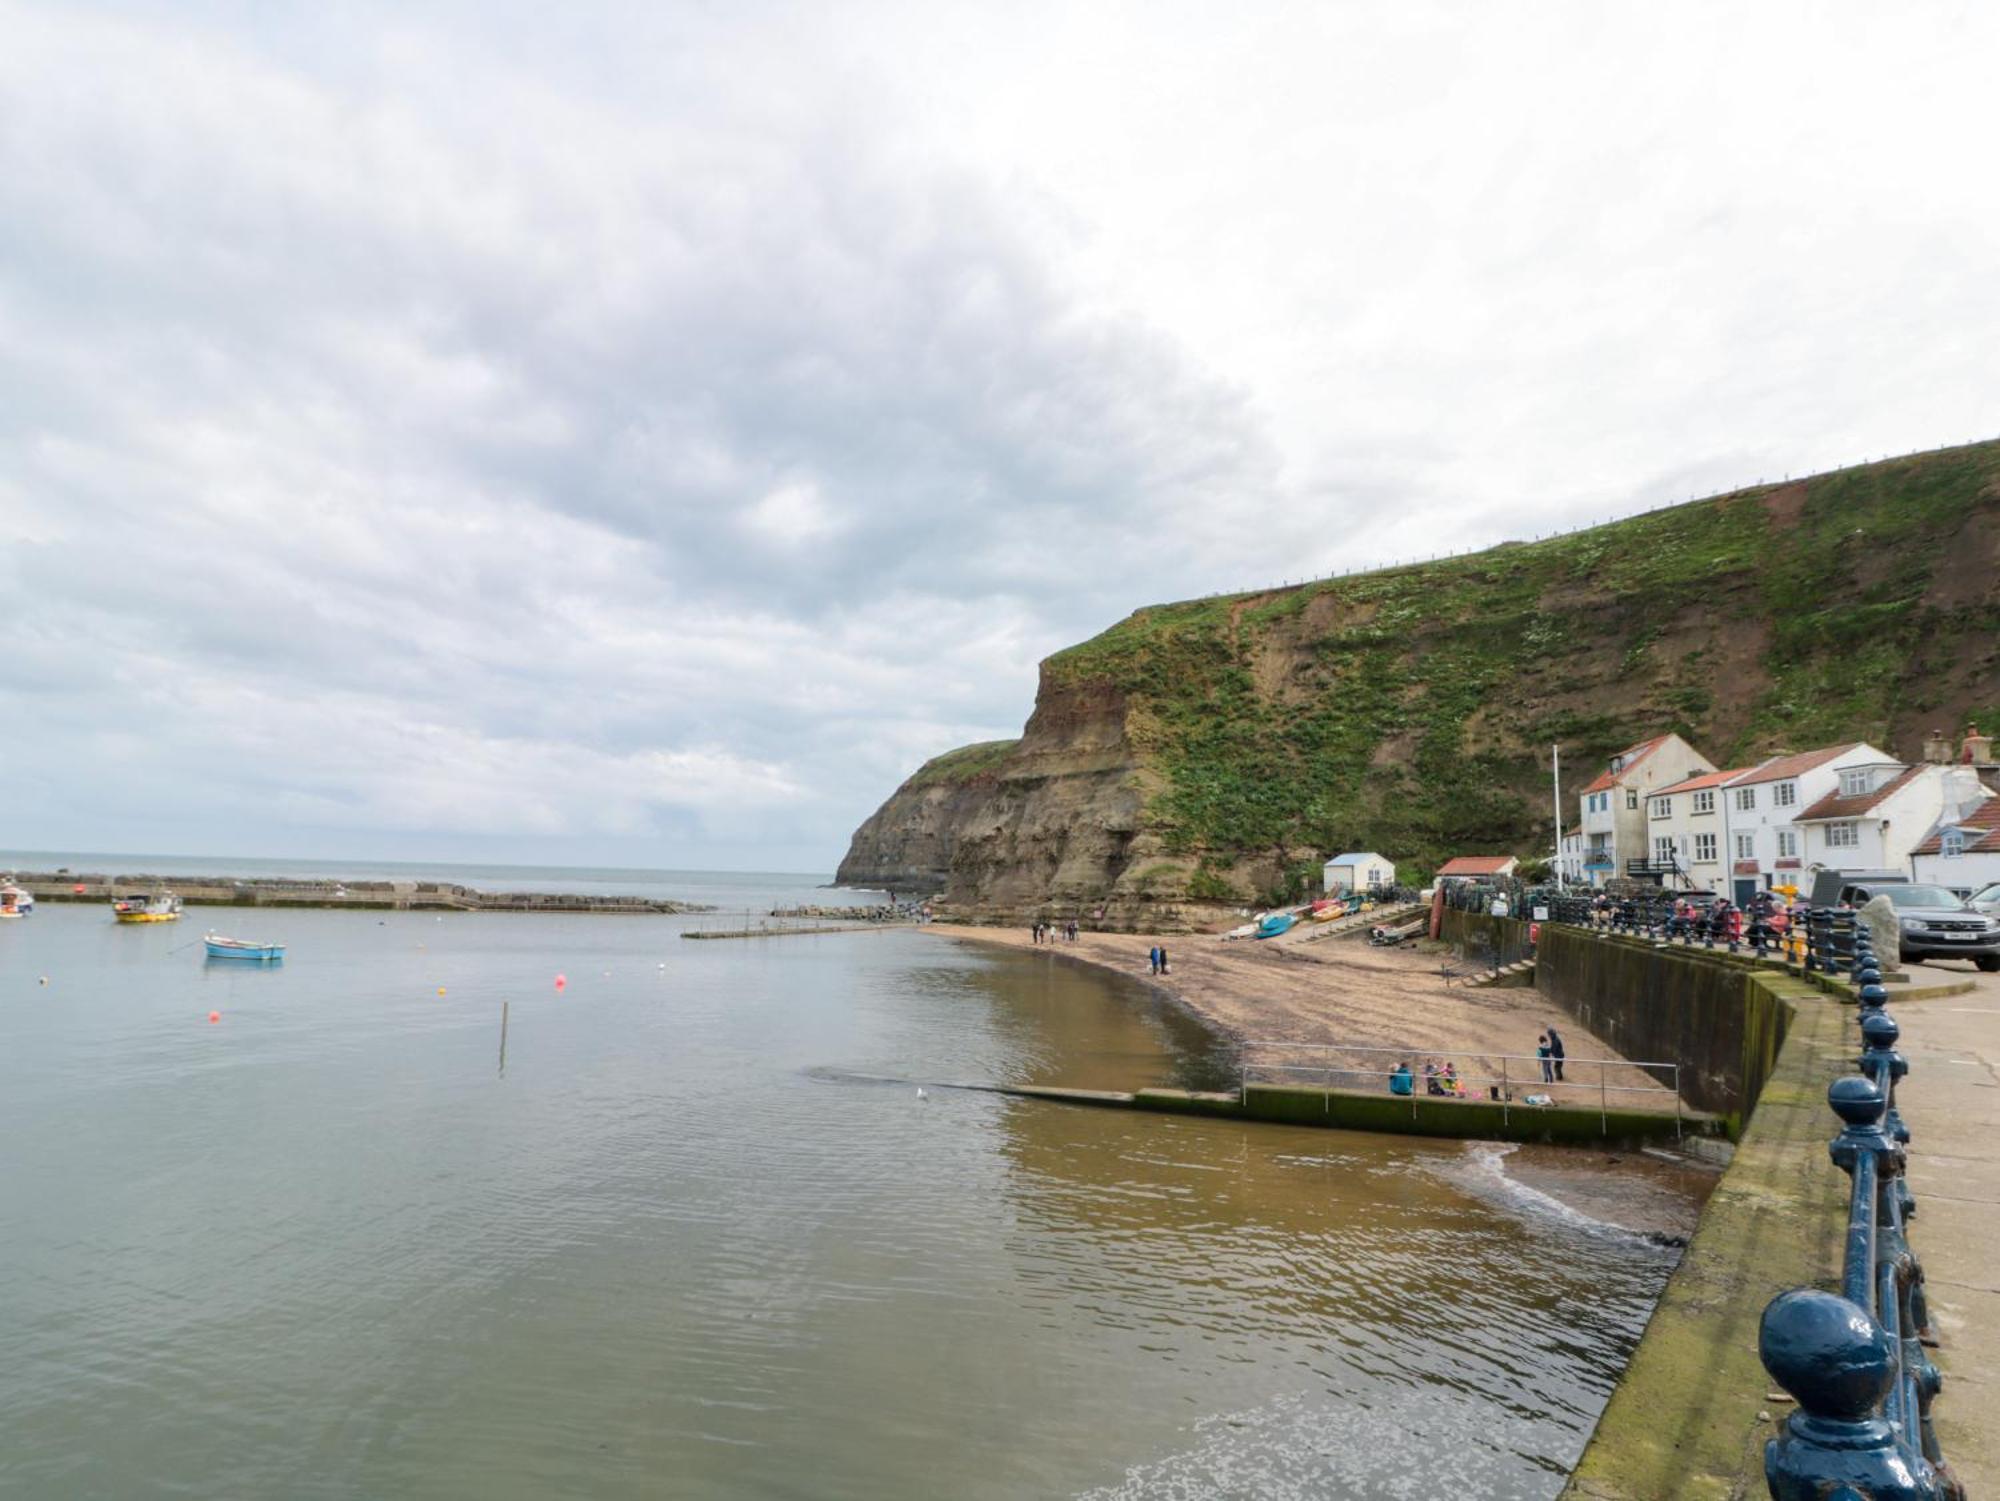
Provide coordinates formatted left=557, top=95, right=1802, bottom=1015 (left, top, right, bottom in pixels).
left=1838, top=768, right=1869, bottom=797
left=1942, top=830, right=1966, bottom=858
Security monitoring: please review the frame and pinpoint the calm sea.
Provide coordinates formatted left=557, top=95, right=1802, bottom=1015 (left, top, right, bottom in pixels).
left=0, top=864, right=1683, bottom=1499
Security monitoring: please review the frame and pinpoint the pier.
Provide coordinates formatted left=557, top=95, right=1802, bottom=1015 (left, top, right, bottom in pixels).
left=9, top=870, right=714, bottom=915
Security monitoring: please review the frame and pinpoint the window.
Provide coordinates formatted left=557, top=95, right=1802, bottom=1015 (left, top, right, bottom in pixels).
left=1627, top=789, right=1639, bottom=810
left=1826, top=822, right=1859, bottom=849
left=1735, top=833, right=1755, bottom=859
left=1735, top=787, right=1756, bottom=812
left=1776, top=830, right=1800, bottom=858
left=1838, top=769, right=1870, bottom=797
left=1694, top=833, right=1717, bottom=862
left=1650, top=797, right=1671, bottom=819
left=1774, top=782, right=1797, bottom=808
left=1654, top=835, right=1675, bottom=864
left=1941, top=831, right=1965, bottom=858
left=1693, top=790, right=1715, bottom=814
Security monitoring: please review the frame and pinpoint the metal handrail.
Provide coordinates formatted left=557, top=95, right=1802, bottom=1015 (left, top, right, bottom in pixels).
left=1236, top=1039, right=1683, bottom=1137
left=1758, top=928, right=1960, bottom=1498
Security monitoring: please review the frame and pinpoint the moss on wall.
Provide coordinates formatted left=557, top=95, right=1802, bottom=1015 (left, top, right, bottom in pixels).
left=1559, top=966, right=1847, bottom=1499
left=1534, top=928, right=1795, bottom=1135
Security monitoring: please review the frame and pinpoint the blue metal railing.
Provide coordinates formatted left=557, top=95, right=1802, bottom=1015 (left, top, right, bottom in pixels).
left=1434, top=882, right=1963, bottom=1491
left=1758, top=929, right=1962, bottom=1500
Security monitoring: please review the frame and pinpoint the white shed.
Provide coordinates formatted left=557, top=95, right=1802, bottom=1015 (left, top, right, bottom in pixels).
left=1323, top=852, right=1396, bottom=893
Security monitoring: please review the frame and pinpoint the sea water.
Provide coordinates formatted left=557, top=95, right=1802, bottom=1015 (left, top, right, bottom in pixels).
left=0, top=875, right=1688, bottom=1499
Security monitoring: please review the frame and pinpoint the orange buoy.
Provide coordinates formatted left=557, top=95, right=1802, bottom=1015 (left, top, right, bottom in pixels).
left=437, top=986, right=447, bottom=996
left=208, top=1010, right=221, bottom=1023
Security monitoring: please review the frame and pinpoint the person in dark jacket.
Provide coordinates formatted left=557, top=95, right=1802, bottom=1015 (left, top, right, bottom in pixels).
left=1545, top=1025, right=1566, bottom=1081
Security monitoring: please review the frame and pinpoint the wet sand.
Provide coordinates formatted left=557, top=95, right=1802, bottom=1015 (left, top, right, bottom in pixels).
left=934, top=922, right=1683, bottom=1113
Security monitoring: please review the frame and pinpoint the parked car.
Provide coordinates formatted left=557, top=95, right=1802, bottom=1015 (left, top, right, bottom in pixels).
left=1971, top=882, right=2000, bottom=919
left=1850, top=883, right=2000, bottom=969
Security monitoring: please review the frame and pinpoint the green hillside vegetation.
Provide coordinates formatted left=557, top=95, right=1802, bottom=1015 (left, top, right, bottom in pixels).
left=902, top=738, right=1022, bottom=790
left=1045, top=441, right=2000, bottom=885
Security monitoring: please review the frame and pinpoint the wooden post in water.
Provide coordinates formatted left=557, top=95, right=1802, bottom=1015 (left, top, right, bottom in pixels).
left=499, top=1000, right=509, bottom=1075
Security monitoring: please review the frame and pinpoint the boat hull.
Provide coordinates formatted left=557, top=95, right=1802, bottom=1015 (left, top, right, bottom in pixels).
left=115, top=911, right=180, bottom=923
left=203, top=938, right=285, bottom=961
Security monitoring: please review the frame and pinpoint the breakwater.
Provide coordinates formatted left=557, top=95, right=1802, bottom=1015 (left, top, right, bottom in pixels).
left=9, top=870, right=714, bottom=915
left=992, top=1080, right=1715, bottom=1147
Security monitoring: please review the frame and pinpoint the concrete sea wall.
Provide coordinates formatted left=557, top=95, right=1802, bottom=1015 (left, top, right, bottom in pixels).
left=1558, top=958, right=1848, bottom=1498
left=999, top=1082, right=1711, bottom=1148
left=1534, top=927, right=1792, bottom=1135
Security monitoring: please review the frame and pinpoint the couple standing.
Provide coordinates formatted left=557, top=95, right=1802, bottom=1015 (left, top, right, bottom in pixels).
left=1536, top=1026, right=1566, bottom=1083
left=1147, top=944, right=1170, bottom=976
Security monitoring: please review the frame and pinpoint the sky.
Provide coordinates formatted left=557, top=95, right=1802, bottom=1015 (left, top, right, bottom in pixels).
left=3, top=0, right=1997, bottom=872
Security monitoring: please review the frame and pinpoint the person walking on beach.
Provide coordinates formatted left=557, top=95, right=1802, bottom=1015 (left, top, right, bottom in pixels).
left=1157, top=945, right=1168, bottom=975
left=1147, top=944, right=1161, bottom=975
left=1545, top=1025, right=1566, bottom=1081
left=1536, top=1034, right=1554, bottom=1084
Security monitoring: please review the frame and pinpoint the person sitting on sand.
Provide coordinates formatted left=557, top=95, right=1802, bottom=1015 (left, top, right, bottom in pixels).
left=1389, top=1062, right=1414, bottom=1096
left=1423, top=1060, right=1444, bottom=1096
left=1441, top=1061, right=1459, bottom=1095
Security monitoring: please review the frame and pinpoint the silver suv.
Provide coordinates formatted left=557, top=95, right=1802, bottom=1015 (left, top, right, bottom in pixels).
left=1841, top=881, right=2000, bottom=970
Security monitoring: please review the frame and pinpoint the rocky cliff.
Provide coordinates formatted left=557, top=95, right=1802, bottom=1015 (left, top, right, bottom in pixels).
left=838, top=441, right=2000, bottom=925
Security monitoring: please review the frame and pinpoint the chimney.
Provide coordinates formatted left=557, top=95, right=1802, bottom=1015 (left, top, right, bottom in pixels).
left=1964, top=724, right=1994, bottom=767
left=1923, top=728, right=1953, bottom=764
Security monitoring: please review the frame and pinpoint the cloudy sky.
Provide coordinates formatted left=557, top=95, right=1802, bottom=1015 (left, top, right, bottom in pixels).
left=3, top=1, right=1996, bottom=871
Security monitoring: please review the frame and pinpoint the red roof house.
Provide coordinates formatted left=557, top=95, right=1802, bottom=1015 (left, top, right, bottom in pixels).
left=1436, top=855, right=1519, bottom=879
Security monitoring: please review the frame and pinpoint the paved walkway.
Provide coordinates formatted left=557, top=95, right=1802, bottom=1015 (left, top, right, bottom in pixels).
left=1892, top=965, right=2000, bottom=1492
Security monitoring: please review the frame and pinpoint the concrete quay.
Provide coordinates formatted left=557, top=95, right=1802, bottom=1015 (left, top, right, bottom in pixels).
left=1890, top=969, right=2000, bottom=1493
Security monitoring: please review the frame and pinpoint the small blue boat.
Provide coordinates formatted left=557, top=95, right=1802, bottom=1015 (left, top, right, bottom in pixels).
left=1255, top=913, right=1295, bottom=939
left=204, top=932, right=285, bottom=962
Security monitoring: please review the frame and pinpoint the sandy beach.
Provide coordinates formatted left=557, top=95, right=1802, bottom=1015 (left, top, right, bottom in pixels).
left=934, top=919, right=1682, bottom=1112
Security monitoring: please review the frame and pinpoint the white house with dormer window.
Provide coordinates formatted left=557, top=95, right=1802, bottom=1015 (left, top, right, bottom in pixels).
left=1910, top=799, right=2000, bottom=887
left=1793, top=762, right=1990, bottom=876
left=1717, top=743, right=1894, bottom=902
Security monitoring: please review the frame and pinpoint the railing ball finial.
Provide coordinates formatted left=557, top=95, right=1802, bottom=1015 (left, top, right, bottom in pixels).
left=1859, top=1010, right=1901, bottom=1057
left=1858, top=978, right=1890, bottom=1010
left=1828, top=1074, right=1888, bottom=1130
left=1760, top=1290, right=1933, bottom=1501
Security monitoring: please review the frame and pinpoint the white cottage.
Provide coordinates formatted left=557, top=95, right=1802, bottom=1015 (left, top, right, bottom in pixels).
left=1322, top=852, right=1396, bottom=894
left=1906, top=778, right=2000, bottom=888
left=1793, top=762, right=1990, bottom=878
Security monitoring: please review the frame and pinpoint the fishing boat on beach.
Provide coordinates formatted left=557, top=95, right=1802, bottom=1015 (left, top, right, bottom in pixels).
left=0, top=881, right=33, bottom=918
left=203, top=933, right=285, bottom=962
left=113, top=891, right=182, bottom=923
left=1255, top=912, right=1296, bottom=939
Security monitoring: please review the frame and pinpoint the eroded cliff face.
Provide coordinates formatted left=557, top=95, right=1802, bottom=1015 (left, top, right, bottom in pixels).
left=841, top=443, right=2000, bottom=927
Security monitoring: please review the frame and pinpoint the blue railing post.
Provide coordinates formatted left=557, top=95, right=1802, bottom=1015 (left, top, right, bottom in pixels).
left=1760, top=999, right=1962, bottom=1500
left=1760, top=1288, right=1939, bottom=1500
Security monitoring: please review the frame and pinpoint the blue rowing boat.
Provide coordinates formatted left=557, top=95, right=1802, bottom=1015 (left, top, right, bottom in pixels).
left=1255, top=912, right=1295, bottom=939
left=204, top=932, right=285, bottom=962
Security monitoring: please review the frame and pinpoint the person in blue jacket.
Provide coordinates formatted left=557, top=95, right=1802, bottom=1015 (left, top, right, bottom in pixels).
left=1389, top=1061, right=1415, bottom=1096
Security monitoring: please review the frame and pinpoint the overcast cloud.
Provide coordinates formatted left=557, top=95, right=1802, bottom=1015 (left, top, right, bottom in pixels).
left=3, top=0, right=1996, bottom=870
